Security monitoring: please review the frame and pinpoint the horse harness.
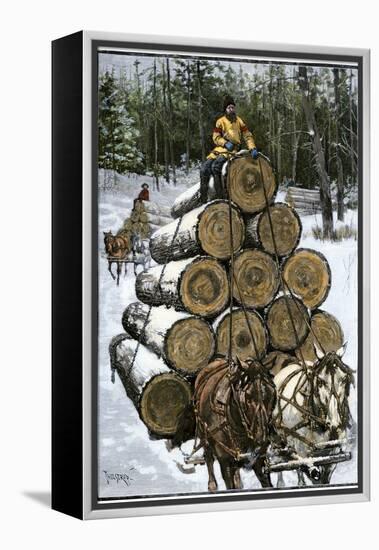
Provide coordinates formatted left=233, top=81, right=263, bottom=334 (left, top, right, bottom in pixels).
left=192, top=363, right=276, bottom=462
left=274, top=360, right=354, bottom=451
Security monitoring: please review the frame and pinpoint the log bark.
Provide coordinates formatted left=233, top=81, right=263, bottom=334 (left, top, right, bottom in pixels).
left=135, top=255, right=229, bottom=318
left=109, top=334, right=192, bottom=437
left=266, top=295, right=310, bottom=351
left=139, top=200, right=171, bottom=217
left=226, top=156, right=277, bottom=214
left=232, top=249, right=280, bottom=309
left=215, top=308, right=268, bottom=361
left=170, top=179, right=217, bottom=219
left=170, top=156, right=276, bottom=218
left=245, top=203, right=302, bottom=257
left=295, top=310, right=344, bottom=363
left=282, top=248, right=331, bottom=310
left=150, top=200, right=245, bottom=263
left=142, top=212, right=173, bottom=226
left=122, top=302, right=216, bottom=375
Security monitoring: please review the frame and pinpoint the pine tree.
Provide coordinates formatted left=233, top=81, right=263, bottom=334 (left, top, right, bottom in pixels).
left=98, top=70, right=143, bottom=179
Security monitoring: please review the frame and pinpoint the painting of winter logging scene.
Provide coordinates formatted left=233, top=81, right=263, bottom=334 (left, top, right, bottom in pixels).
left=97, top=48, right=359, bottom=501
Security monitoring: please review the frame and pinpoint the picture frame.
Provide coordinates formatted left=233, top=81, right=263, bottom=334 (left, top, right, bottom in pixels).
left=52, top=30, right=370, bottom=520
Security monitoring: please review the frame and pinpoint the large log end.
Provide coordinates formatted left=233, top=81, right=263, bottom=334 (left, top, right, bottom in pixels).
left=283, top=248, right=331, bottom=309
left=139, top=373, right=193, bottom=437
left=266, top=296, right=310, bottom=351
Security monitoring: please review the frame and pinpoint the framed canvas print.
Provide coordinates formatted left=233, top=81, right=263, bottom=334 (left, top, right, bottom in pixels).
left=52, top=31, right=370, bottom=520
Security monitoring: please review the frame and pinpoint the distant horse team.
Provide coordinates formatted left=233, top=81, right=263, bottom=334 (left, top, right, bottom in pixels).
left=172, top=343, right=354, bottom=491
left=103, top=230, right=151, bottom=285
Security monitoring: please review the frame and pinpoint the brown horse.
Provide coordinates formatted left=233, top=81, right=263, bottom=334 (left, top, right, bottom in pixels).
left=103, top=230, right=130, bottom=259
left=193, top=357, right=277, bottom=491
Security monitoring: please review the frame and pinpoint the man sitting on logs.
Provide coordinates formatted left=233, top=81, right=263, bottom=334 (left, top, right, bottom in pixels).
left=200, top=96, right=259, bottom=204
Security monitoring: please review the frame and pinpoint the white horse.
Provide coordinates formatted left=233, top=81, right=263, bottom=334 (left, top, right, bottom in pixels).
left=272, top=343, right=355, bottom=486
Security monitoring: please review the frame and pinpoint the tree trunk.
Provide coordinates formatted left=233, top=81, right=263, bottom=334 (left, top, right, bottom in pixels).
left=150, top=200, right=245, bottom=263
left=166, top=58, right=176, bottom=184
left=282, top=248, right=331, bottom=310
left=186, top=60, right=191, bottom=175
left=197, top=60, right=206, bottom=161
left=121, top=302, right=216, bottom=375
left=161, top=60, right=170, bottom=183
left=109, top=334, right=193, bottom=437
left=153, top=59, right=159, bottom=191
left=349, top=69, right=356, bottom=184
left=135, top=255, right=229, bottom=318
left=232, top=249, right=280, bottom=309
left=245, top=203, right=302, bottom=257
left=215, top=308, right=268, bottom=361
left=333, top=68, right=345, bottom=221
left=298, top=66, right=334, bottom=239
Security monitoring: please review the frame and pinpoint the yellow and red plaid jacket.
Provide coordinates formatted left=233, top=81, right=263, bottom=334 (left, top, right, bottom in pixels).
left=207, top=115, right=256, bottom=159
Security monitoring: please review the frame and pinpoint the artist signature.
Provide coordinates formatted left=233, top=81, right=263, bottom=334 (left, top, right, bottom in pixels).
left=103, top=468, right=135, bottom=486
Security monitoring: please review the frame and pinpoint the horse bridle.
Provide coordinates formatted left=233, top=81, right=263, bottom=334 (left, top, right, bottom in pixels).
left=310, top=355, right=355, bottom=434
left=275, top=357, right=355, bottom=450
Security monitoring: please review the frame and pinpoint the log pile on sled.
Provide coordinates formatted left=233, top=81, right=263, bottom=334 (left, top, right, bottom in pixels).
left=110, top=156, right=344, bottom=440
left=120, top=199, right=173, bottom=240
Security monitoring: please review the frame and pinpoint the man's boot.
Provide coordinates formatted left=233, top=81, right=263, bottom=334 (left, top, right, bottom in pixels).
left=200, top=175, right=209, bottom=204
left=213, top=173, right=225, bottom=199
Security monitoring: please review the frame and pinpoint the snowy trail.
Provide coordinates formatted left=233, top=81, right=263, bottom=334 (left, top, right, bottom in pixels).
left=98, top=178, right=358, bottom=498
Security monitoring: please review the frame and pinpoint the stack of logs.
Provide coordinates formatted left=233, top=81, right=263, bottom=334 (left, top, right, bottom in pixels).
left=119, top=199, right=173, bottom=240
left=285, top=187, right=337, bottom=215
left=111, top=157, right=344, bottom=440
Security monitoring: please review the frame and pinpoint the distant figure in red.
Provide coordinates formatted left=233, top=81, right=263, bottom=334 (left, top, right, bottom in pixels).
left=138, top=183, right=149, bottom=201
left=134, top=183, right=149, bottom=208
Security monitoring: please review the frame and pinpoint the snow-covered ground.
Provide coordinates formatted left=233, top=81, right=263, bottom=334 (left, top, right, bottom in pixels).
left=98, top=175, right=358, bottom=499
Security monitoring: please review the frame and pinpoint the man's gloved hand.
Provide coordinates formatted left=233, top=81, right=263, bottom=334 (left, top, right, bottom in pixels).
left=251, top=148, right=258, bottom=160
left=225, top=141, right=234, bottom=152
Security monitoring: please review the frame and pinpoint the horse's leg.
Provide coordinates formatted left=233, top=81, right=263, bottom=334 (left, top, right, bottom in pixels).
left=297, top=470, right=307, bottom=486
left=116, top=262, right=121, bottom=286
left=204, top=446, right=218, bottom=492
left=233, top=467, right=242, bottom=490
left=277, top=471, right=285, bottom=488
left=108, top=261, right=116, bottom=280
left=252, top=453, right=273, bottom=488
left=318, top=464, right=336, bottom=485
left=219, top=459, right=236, bottom=490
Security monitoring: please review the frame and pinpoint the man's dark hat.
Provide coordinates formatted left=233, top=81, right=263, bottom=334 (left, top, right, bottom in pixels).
left=142, top=183, right=149, bottom=189
left=223, top=95, right=236, bottom=112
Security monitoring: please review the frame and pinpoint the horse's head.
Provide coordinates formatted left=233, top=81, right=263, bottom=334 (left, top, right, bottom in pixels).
left=103, top=231, right=114, bottom=255
left=311, top=343, right=355, bottom=436
left=230, top=357, right=277, bottom=446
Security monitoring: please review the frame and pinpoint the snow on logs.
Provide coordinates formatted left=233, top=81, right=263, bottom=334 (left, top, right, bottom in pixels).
left=150, top=200, right=245, bottom=264
left=244, top=203, right=302, bottom=257
left=170, top=157, right=276, bottom=218
left=135, top=256, right=229, bottom=318
left=122, top=302, right=216, bottom=376
left=282, top=248, right=331, bottom=309
left=215, top=308, right=268, bottom=361
left=110, top=334, right=192, bottom=437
